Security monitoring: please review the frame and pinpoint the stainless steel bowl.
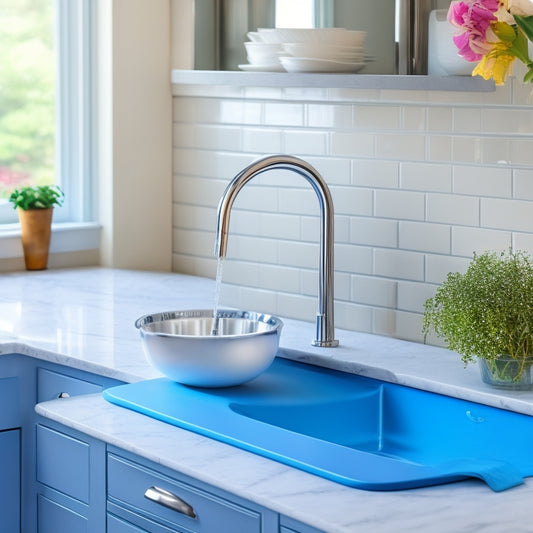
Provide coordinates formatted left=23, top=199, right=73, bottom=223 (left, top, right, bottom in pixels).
left=135, top=309, right=283, bottom=387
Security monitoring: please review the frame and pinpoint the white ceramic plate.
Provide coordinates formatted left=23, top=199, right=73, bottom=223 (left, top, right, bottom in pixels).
left=279, top=57, right=367, bottom=73
left=238, top=63, right=285, bottom=72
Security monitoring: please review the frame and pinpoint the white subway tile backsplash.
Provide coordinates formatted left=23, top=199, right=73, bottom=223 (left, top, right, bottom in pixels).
left=172, top=253, right=217, bottom=279
left=400, top=162, right=452, bottom=192
left=452, top=165, right=512, bottom=197
left=397, top=280, right=436, bottom=313
left=427, top=107, right=452, bottom=132
left=278, top=240, right=318, bottom=269
left=284, top=130, right=327, bottom=155
left=228, top=285, right=278, bottom=316
left=353, top=105, right=401, bottom=130
left=353, top=160, right=399, bottom=188
left=376, top=133, right=425, bottom=160
left=372, top=308, right=397, bottom=337
left=402, top=106, right=426, bottom=132
left=391, top=310, right=425, bottom=343
left=482, top=108, right=533, bottom=134
left=278, top=188, right=319, bottom=216
left=481, top=197, right=533, bottom=232
left=452, top=107, right=482, bottom=133
left=510, top=139, right=533, bottom=166
left=399, top=221, right=450, bottom=254
left=232, top=184, right=279, bottom=212
left=174, top=148, right=252, bottom=179
left=307, top=104, right=353, bottom=128
left=173, top=204, right=216, bottom=231
left=330, top=131, right=375, bottom=157
left=226, top=234, right=278, bottom=263
left=277, top=292, right=317, bottom=322
left=427, top=135, right=452, bottom=162
left=514, top=169, right=533, bottom=200
left=220, top=260, right=260, bottom=287
left=425, top=254, right=470, bottom=284
left=513, top=232, right=533, bottom=254
left=334, top=301, right=373, bottom=333
left=219, top=100, right=262, bottom=124
left=375, top=190, right=425, bottom=220
left=306, top=156, right=351, bottom=185
left=351, top=275, right=397, bottom=308
left=172, top=83, right=533, bottom=341
left=259, top=264, right=301, bottom=293
left=242, top=128, right=282, bottom=153
left=426, top=193, right=479, bottom=226
left=173, top=124, right=241, bottom=151
left=452, top=226, right=511, bottom=256
left=173, top=176, right=226, bottom=208
left=335, top=244, right=373, bottom=274
left=350, top=217, right=398, bottom=248
left=264, top=102, right=304, bottom=126
left=173, top=228, right=214, bottom=258
left=258, top=212, right=301, bottom=240
left=374, top=248, right=425, bottom=281
left=451, top=136, right=482, bottom=164
left=331, top=186, right=373, bottom=216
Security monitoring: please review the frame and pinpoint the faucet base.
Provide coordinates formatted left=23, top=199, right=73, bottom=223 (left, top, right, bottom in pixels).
left=312, top=339, right=339, bottom=348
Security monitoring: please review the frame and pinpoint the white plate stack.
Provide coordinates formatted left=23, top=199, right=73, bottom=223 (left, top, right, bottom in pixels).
left=239, top=28, right=370, bottom=73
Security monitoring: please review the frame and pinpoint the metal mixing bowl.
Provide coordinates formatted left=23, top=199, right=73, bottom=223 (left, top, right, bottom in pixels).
left=135, top=309, right=283, bottom=387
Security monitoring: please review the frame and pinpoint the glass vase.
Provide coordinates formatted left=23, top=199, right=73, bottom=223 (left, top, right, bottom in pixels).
left=479, top=356, right=533, bottom=390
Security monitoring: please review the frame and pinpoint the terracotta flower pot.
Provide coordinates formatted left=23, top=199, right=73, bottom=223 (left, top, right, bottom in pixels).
left=17, top=207, right=54, bottom=270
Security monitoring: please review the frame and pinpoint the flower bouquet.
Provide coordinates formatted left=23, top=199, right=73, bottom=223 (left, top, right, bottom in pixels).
left=448, top=0, right=533, bottom=84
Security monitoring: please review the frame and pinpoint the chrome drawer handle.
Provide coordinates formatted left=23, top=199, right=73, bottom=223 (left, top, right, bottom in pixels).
left=144, top=486, right=197, bottom=519
left=58, top=392, right=70, bottom=398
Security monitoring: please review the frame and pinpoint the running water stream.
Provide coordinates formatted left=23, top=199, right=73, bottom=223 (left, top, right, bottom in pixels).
left=211, top=258, right=224, bottom=336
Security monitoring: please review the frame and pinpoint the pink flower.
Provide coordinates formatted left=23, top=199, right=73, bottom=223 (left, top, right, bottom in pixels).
left=448, top=0, right=500, bottom=61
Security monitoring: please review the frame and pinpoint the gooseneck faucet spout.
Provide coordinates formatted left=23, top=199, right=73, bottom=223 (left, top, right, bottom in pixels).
left=214, top=155, right=339, bottom=348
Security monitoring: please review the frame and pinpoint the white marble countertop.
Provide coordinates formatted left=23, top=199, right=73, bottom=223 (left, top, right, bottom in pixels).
left=4, top=267, right=533, bottom=532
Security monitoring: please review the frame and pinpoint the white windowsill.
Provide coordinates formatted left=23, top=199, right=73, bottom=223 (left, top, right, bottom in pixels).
left=0, top=222, right=101, bottom=259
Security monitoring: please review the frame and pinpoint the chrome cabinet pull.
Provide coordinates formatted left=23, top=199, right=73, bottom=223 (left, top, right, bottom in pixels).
left=58, top=392, right=70, bottom=398
left=144, top=485, right=197, bottom=519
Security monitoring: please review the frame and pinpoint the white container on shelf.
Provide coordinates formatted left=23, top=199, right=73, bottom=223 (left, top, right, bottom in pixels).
left=428, top=9, right=473, bottom=76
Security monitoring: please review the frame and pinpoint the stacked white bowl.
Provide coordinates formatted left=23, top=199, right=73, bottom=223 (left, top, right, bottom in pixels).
left=239, top=28, right=369, bottom=73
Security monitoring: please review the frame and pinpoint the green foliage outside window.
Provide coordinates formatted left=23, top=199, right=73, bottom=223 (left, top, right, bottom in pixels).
left=0, top=0, right=55, bottom=198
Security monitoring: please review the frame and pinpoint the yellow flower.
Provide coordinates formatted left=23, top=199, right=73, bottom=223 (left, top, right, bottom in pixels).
left=473, top=48, right=516, bottom=84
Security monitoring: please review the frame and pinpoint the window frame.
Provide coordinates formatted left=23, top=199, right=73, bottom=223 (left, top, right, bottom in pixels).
left=0, top=0, right=94, bottom=225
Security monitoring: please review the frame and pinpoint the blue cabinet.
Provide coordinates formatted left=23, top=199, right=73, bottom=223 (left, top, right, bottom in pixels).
left=107, top=448, right=278, bottom=533
left=35, top=420, right=107, bottom=533
left=0, top=353, right=325, bottom=533
left=0, top=353, right=121, bottom=533
left=0, top=429, right=20, bottom=533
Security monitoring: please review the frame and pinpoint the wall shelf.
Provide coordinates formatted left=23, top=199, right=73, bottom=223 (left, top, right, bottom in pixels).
left=171, top=69, right=495, bottom=92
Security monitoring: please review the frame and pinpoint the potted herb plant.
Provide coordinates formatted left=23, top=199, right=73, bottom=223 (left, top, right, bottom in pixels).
left=9, top=185, right=64, bottom=271
left=423, top=250, right=533, bottom=389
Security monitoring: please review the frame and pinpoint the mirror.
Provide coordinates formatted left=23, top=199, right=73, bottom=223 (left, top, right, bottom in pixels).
left=193, top=0, right=452, bottom=75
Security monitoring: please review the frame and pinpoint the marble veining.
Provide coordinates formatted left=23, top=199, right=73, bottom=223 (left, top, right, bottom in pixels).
left=4, top=267, right=533, bottom=532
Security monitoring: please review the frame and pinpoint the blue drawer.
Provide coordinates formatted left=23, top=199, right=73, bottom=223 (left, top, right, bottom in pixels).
left=107, top=511, right=180, bottom=533
left=37, top=367, right=102, bottom=402
left=36, top=424, right=90, bottom=503
left=38, top=494, right=87, bottom=533
left=107, top=454, right=261, bottom=533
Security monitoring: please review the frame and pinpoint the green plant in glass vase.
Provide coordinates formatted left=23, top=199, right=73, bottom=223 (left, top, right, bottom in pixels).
left=423, top=250, right=533, bottom=389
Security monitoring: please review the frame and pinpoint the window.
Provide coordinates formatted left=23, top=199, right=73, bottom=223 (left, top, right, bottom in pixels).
left=275, top=0, right=315, bottom=28
left=0, top=0, right=93, bottom=224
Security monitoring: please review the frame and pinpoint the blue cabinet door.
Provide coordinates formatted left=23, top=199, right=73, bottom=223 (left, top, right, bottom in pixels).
left=0, top=429, right=20, bottom=533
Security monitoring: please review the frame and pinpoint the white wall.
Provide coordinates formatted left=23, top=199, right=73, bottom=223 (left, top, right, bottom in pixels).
left=97, top=0, right=173, bottom=271
left=171, top=75, right=533, bottom=344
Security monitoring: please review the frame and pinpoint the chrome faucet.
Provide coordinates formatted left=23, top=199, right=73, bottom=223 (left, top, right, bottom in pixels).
left=214, top=155, right=339, bottom=348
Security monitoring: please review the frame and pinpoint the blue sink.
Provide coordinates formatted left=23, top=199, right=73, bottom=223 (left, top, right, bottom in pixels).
left=103, top=358, right=533, bottom=491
